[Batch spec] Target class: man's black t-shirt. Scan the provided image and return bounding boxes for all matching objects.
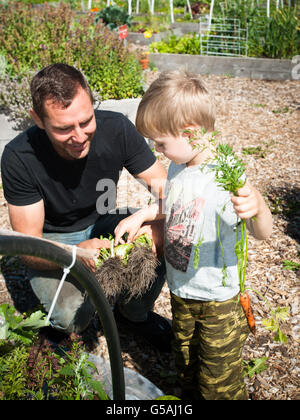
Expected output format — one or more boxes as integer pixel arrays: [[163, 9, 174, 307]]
[[1, 110, 156, 233]]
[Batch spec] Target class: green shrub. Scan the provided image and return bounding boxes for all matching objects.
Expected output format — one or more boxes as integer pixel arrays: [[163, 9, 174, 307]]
[[0, 334, 109, 400], [0, 304, 109, 400], [94, 5, 132, 31], [150, 33, 200, 55], [248, 7, 300, 59], [150, 5, 299, 60], [213, 1, 299, 59], [0, 71, 34, 127], [0, 344, 31, 400], [0, 1, 143, 113]]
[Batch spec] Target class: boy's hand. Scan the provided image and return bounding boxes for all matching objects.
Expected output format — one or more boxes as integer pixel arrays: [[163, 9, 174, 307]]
[[133, 220, 164, 257], [231, 182, 273, 240], [114, 211, 146, 245], [114, 202, 162, 245], [230, 183, 261, 220]]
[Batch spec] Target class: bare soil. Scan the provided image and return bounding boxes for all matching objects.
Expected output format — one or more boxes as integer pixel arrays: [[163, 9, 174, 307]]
[[0, 73, 299, 400]]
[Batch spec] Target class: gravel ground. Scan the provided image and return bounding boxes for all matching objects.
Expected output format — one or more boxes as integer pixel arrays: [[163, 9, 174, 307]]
[[0, 72, 299, 400]]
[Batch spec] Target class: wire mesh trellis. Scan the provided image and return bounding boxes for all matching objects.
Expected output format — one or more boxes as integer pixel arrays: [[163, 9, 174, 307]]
[[199, 17, 248, 57]]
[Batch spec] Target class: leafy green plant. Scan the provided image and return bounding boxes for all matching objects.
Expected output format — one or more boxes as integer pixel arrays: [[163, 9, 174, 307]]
[[213, 0, 300, 59], [0, 304, 46, 344], [272, 106, 291, 114], [0, 71, 34, 128], [182, 130, 249, 292], [0, 304, 180, 400], [0, 344, 29, 400], [130, 13, 170, 34], [242, 146, 266, 158], [193, 230, 204, 270], [96, 233, 153, 268], [146, 1, 299, 58], [261, 305, 289, 343], [95, 5, 132, 31], [282, 259, 300, 271], [0, 1, 143, 116], [53, 336, 110, 400], [0, 318, 110, 400], [242, 140, 275, 159], [95, 232, 158, 302], [247, 6, 300, 59], [243, 357, 268, 378], [150, 33, 200, 55]]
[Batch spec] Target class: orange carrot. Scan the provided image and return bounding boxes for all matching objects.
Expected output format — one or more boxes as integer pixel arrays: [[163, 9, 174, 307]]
[[240, 291, 256, 336]]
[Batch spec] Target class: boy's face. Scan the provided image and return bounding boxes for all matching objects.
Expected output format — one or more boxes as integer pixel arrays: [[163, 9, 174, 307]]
[[152, 130, 202, 166]]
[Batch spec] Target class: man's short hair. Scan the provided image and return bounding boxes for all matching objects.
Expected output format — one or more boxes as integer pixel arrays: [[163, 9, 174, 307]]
[[30, 63, 94, 120]]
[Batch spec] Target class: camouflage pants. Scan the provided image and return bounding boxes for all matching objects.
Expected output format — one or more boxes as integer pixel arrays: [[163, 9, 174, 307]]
[[171, 292, 250, 400]]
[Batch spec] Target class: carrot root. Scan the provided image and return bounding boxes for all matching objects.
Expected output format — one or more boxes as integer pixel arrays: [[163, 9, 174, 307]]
[[240, 291, 256, 336]]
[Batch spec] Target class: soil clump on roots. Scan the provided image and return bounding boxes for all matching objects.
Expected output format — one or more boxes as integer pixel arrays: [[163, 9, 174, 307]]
[[95, 245, 158, 303]]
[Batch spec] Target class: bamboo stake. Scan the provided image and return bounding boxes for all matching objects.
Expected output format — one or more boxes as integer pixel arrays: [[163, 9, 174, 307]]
[[208, 0, 215, 32], [169, 0, 174, 24], [186, 0, 192, 19], [128, 0, 132, 15]]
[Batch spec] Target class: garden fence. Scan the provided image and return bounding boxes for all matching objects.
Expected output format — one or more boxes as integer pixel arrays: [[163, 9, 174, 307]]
[[199, 17, 248, 57]]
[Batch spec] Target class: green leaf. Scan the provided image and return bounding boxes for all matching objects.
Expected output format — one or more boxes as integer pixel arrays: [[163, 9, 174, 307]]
[[19, 310, 46, 330], [274, 329, 288, 344], [262, 317, 275, 331], [96, 233, 152, 267], [134, 234, 152, 248], [155, 395, 181, 400], [0, 304, 22, 330], [9, 330, 35, 345], [89, 380, 110, 400], [114, 243, 134, 264], [59, 365, 75, 376], [274, 306, 290, 322], [282, 259, 300, 271], [262, 306, 289, 343], [243, 357, 268, 378]]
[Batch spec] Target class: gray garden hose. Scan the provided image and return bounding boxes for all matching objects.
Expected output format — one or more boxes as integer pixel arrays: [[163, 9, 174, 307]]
[[0, 233, 125, 400]]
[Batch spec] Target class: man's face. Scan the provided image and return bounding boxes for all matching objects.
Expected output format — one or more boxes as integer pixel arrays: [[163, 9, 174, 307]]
[[33, 87, 96, 160]]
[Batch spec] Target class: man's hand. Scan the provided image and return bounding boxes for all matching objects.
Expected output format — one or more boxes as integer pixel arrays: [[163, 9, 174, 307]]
[[77, 238, 111, 272]]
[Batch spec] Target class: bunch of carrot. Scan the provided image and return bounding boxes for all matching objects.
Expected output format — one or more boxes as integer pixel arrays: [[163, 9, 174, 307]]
[[184, 130, 256, 335], [212, 145, 289, 342], [213, 143, 256, 335]]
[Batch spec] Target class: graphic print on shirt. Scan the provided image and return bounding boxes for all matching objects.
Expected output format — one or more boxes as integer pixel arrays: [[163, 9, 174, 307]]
[[165, 196, 205, 272]]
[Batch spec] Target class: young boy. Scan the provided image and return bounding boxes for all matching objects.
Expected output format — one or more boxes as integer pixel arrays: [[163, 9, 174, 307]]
[[114, 71, 273, 400]]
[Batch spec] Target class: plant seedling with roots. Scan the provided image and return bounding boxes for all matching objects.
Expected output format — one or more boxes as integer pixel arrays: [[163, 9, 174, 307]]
[[95, 234, 158, 302]]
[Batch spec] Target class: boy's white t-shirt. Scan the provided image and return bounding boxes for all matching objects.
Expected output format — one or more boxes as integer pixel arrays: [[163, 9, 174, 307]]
[[164, 162, 240, 302]]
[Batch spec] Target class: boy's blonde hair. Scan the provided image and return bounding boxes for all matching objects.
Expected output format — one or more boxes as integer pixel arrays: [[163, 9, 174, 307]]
[[136, 70, 215, 138]]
